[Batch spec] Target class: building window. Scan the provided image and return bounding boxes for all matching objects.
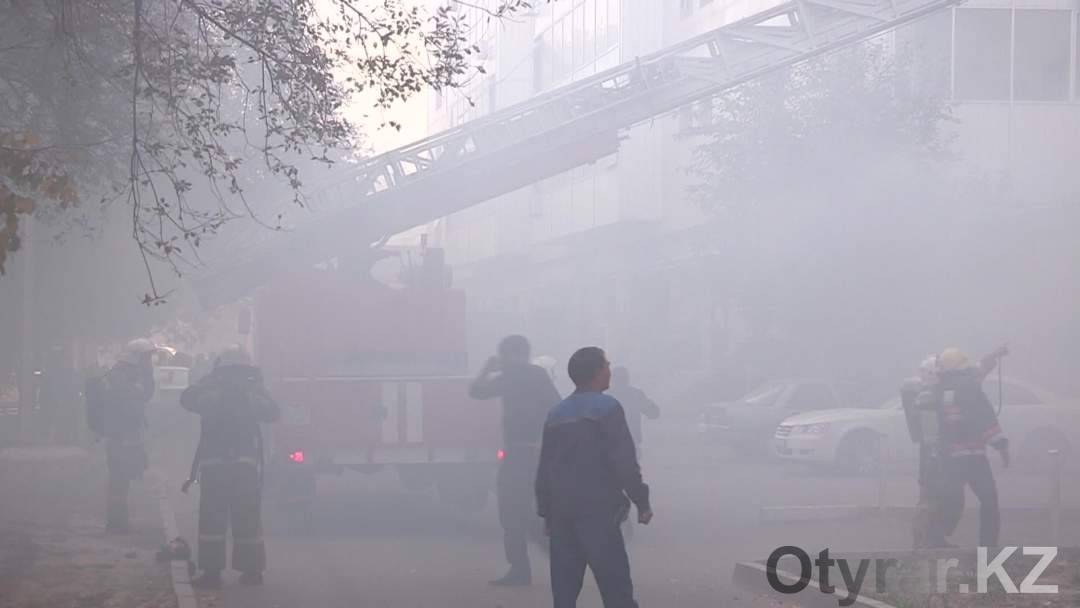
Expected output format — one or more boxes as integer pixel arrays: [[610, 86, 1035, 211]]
[[554, 18, 568, 82], [584, 0, 596, 65], [606, 0, 620, 51], [954, 9, 1011, 100], [573, 3, 585, 71], [596, 0, 609, 52], [895, 8, 951, 97], [1013, 9, 1070, 101], [533, 39, 547, 93]]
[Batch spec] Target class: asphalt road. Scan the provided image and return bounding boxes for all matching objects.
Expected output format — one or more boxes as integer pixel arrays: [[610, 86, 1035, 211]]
[[160, 421, 1080, 608]]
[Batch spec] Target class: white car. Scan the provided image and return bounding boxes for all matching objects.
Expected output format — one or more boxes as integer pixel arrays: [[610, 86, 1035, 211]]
[[698, 379, 846, 455], [775, 378, 1076, 474]]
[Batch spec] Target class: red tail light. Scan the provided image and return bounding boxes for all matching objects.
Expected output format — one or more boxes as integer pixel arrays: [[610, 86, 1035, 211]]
[[288, 450, 305, 464], [497, 449, 506, 461]]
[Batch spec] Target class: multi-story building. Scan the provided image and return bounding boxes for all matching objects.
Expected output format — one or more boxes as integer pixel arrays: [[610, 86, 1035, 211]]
[[420, 0, 1080, 395]]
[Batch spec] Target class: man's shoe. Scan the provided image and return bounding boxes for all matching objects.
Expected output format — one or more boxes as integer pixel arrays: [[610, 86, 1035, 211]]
[[489, 571, 531, 587], [191, 572, 223, 589], [239, 572, 264, 586]]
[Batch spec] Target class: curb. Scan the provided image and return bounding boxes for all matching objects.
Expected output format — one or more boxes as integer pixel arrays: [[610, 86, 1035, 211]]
[[149, 469, 198, 608], [758, 504, 1080, 524], [733, 560, 898, 608]]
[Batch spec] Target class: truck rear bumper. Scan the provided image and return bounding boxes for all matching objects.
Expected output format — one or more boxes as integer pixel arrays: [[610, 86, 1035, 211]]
[[329, 446, 498, 466]]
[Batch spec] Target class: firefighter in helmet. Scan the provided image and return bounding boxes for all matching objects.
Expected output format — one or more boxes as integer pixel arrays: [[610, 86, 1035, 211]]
[[181, 346, 279, 588], [924, 347, 1010, 547], [85, 338, 156, 533], [901, 354, 946, 548]]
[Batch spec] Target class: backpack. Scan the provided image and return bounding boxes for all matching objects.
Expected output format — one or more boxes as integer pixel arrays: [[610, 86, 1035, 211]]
[[85, 375, 107, 435]]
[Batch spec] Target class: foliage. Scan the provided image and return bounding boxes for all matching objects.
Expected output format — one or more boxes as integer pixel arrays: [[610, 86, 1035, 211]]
[[687, 37, 957, 375], [0, 0, 534, 302], [0, 131, 78, 274], [689, 39, 954, 215]]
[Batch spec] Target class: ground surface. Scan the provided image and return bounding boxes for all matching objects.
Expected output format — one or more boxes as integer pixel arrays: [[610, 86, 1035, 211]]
[[156, 420, 1080, 608], [0, 446, 176, 608]]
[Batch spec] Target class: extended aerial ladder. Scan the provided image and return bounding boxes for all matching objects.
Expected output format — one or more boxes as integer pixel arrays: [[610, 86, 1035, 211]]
[[194, 0, 961, 307]]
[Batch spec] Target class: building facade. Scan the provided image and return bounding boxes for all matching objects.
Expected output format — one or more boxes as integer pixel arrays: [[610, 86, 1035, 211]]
[[419, 0, 1080, 396]]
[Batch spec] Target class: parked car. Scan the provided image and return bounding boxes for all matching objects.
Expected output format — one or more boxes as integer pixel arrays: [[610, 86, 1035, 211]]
[[775, 377, 1075, 474], [697, 379, 846, 455]]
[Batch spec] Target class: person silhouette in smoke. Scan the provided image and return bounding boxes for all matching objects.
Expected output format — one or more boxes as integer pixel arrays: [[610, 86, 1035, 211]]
[[607, 367, 660, 451], [470, 335, 562, 587], [181, 347, 279, 588]]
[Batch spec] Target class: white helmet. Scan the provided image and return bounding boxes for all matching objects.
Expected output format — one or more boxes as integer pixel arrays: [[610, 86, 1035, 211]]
[[918, 355, 938, 374]]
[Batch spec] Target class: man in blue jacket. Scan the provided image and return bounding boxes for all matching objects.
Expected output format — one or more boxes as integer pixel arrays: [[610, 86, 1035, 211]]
[[536, 347, 653, 608]]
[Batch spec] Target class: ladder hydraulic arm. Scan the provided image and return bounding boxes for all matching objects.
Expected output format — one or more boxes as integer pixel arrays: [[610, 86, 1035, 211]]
[[194, 0, 961, 307]]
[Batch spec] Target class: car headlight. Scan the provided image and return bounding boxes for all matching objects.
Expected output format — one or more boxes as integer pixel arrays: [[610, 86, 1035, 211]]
[[796, 423, 831, 435]]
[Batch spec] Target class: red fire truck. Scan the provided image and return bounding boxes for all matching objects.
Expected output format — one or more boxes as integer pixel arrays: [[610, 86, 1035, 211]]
[[254, 249, 501, 514]]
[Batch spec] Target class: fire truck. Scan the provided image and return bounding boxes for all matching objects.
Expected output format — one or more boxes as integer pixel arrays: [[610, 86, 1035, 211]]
[[255, 249, 501, 514]]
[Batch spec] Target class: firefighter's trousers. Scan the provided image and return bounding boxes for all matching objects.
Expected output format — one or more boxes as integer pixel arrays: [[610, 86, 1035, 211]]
[[197, 460, 265, 574], [930, 454, 1000, 547], [106, 439, 146, 532]]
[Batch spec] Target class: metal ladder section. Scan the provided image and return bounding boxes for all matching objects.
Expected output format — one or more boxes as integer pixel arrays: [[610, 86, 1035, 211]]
[[194, 0, 961, 306]]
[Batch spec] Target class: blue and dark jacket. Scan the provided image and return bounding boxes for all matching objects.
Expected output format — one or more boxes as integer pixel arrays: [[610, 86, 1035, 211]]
[[180, 364, 280, 468], [535, 391, 650, 520]]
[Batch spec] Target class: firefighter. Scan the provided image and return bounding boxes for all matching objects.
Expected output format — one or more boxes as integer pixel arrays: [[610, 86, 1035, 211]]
[[470, 335, 562, 587], [536, 347, 652, 608], [926, 347, 1010, 548], [180, 347, 279, 588], [900, 354, 944, 549], [89, 339, 156, 533]]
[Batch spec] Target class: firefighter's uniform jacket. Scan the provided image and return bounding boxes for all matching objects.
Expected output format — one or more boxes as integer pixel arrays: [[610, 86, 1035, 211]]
[[929, 368, 1006, 547], [181, 364, 279, 574]]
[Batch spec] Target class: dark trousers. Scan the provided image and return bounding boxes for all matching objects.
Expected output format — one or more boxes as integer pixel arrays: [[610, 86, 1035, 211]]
[[929, 454, 1000, 547], [105, 439, 146, 531], [549, 512, 638, 608], [497, 445, 544, 577], [197, 461, 265, 574]]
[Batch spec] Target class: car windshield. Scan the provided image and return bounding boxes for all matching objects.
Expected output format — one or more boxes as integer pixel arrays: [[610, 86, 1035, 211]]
[[743, 385, 785, 407]]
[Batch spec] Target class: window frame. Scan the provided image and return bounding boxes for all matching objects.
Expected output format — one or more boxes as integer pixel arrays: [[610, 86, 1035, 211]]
[[947, 5, 1080, 104]]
